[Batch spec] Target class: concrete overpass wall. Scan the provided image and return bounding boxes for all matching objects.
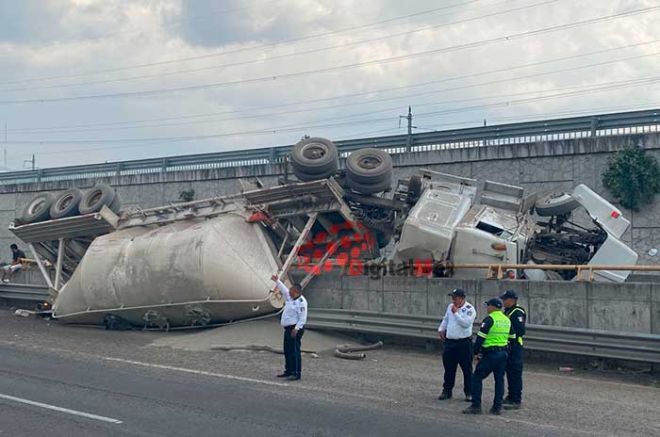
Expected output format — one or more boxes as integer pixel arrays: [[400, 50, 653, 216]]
[[304, 273, 660, 335]]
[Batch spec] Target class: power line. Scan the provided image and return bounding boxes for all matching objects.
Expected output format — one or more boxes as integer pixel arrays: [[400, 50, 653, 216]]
[[0, 0, 551, 93], [0, 0, 488, 86], [10, 45, 660, 135], [9, 76, 659, 149], [10, 38, 658, 133], [2, 4, 657, 105]]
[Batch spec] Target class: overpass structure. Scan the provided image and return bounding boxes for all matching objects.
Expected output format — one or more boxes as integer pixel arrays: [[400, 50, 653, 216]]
[[0, 108, 657, 185]]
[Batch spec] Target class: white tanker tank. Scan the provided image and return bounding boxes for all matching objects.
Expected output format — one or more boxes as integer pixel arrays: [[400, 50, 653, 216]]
[[52, 212, 283, 327]]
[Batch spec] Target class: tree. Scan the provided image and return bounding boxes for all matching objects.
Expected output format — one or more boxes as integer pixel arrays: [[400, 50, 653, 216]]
[[178, 189, 195, 202], [602, 147, 660, 211]]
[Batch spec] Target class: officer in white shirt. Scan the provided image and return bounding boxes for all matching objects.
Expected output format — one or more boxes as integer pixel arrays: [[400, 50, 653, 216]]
[[271, 274, 308, 381], [437, 288, 477, 401]]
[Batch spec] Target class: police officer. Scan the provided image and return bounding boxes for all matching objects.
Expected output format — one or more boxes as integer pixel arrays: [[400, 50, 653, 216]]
[[271, 274, 308, 381], [463, 298, 512, 415], [437, 288, 476, 401], [500, 290, 526, 409]]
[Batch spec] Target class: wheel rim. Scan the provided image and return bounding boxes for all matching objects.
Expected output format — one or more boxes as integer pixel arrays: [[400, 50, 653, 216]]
[[87, 190, 103, 207], [29, 199, 46, 214], [59, 194, 74, 210], [358, 155, 382, 170], [543, 193, 570, 205], [302, 143, 327, 160]]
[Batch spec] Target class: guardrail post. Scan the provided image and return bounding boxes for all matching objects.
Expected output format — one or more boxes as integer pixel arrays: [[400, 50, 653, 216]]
[[590, 116, 599, 137], [160, 158, 168, 183], [269, 147, 277, 163], [115, 163, 122, 186], [36, 169, 43, 183]]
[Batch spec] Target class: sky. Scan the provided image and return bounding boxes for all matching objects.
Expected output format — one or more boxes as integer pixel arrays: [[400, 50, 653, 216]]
[[0, 0, 658, 170]]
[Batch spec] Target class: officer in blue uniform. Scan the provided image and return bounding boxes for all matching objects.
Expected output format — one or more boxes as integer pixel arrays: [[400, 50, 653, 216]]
[[463, 298, 512, 415], [271, 274, 308, 381], [500, 290, 526, 409], [437, 289, 477, 401]]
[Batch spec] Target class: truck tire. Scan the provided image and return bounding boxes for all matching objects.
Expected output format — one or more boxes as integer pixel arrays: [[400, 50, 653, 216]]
[[346, 174, 392, 194], [50, 188, 83, 219], [292, 168, 327, 182], [345, 148, 392, 184], [108, 192, 122, 214], [21, 193, 56, 223], [79, 185, 116, 215], [534, 192, 580, 217], [290, 137, 338, 177]]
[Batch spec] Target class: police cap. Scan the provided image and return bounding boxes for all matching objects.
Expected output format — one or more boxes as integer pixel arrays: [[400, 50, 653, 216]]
[[499, 290, 518, 300], [484, 298, 503, 309], [448, 288, 466, 298]]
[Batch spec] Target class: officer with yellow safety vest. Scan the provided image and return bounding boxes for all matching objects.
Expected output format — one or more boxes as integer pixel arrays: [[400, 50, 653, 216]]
[[500, 290, 526, 409], [463, 298, 513, 415]]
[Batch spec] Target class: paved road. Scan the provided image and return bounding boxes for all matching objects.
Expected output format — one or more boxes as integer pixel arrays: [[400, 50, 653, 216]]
[[0, 344, 506, 437], [0, 311, 658, 436]]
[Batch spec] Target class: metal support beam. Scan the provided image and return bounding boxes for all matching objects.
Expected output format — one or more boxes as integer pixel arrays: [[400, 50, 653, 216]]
[[28, 243, 54, 290], [54, 238, 65, 290], [278, 213, 317, 282]]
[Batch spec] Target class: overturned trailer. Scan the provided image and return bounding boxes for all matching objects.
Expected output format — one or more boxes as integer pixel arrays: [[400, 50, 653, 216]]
[[8, 138, 639, 328]]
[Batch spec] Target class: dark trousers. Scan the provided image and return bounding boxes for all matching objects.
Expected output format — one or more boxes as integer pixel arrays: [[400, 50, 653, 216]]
[[506, 343, 524, 402], [283, 326, 304, 377], [471, 349, 507, 410], [442, 337, 473, 395]]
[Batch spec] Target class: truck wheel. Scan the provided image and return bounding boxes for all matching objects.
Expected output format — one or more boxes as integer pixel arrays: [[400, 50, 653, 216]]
[[50, 188, 83, 219], [534, 192, 580, 217], [79, 185, 116, 215], [21, 193, 56, 223], [345, 148, 393, 184], [108, 192, 122, 214], [292, 168, 327, 182], [346, 174, 392, 194], [290, 137, 338, 177]]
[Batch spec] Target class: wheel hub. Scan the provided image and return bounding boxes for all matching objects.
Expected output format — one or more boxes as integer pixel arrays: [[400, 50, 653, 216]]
[[302, 144, 326, 160], [358, 156, 381, 169]]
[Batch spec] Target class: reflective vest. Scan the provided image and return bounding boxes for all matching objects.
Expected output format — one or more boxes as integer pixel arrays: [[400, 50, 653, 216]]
[[481, 310, 511, 349], [505, 306, 525, 346]]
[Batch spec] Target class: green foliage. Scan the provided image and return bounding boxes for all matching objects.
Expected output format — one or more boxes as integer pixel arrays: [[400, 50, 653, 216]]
[[602, 147, 660, 211], [178, 189, 195, 202]]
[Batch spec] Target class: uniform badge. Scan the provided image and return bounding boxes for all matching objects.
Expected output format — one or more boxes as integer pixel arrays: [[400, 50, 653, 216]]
[[518, 316, 523, 322]]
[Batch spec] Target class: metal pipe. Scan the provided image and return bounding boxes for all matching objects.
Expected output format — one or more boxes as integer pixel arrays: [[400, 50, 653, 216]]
[[28, 243, 54, 290]]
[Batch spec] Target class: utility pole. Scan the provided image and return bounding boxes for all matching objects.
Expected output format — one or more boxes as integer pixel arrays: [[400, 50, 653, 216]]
[[399, 106, 413, 152], [24, 154, 35, 171]]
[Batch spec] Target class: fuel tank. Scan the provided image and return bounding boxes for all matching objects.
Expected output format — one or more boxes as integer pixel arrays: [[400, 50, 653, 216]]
[[52, 212, 283, 327]]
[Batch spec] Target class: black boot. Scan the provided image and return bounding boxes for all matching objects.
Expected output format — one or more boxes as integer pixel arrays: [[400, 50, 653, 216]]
[[462, 405, 482, 414], [437, 392, 452, 401], [489, 407, 502, 415]]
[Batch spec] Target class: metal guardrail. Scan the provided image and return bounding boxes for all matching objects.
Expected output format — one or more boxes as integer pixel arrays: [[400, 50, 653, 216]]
[[1, 108, 658, 185], [1, 285, 659, 363], [0, 283, 49, 302], [307, 309, 660, 364]]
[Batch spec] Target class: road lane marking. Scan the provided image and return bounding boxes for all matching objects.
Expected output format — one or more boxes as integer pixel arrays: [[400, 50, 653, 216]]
[[0, 393, 123, 424], [101, 356, 290, 387]]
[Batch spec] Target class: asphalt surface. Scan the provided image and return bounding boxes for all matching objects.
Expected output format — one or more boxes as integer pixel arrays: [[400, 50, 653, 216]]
[[0, 310, 658, 436]]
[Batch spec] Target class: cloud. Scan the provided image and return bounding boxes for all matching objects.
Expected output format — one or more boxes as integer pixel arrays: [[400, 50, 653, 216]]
[[0, 0, 657, 170]]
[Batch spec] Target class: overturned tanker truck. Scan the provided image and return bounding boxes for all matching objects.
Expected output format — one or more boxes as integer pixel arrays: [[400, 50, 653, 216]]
[[9, 137, 638, 328]]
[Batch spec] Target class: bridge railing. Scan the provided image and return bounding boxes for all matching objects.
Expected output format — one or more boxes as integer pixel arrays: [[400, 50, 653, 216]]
[[2, 108, 658, 185]]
